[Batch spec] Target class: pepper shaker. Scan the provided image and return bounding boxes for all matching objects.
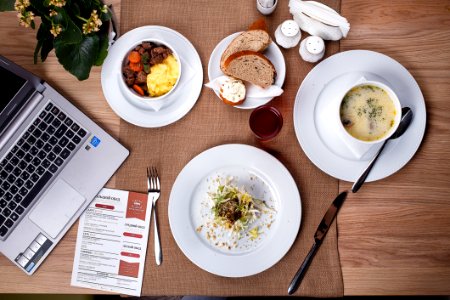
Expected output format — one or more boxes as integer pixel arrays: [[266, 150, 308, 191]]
[[275, 20, 301, 49], [299, 36, 325, 63], [256, 0, 278, 15]]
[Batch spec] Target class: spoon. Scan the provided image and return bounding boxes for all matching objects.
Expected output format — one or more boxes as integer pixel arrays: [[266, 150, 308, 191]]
[[351, 106, 413, 193]]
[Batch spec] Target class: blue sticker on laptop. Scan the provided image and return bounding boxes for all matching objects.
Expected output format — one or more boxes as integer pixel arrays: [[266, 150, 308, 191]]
[[26, 262, 35, 272], [90, 136, 101, 147]]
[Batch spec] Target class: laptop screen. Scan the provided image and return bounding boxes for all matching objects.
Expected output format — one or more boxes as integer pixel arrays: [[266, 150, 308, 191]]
[[0, 65, 27, 113]]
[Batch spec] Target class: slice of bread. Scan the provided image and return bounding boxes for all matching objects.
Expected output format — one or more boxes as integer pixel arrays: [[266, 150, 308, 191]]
[[220, 30, 271, 71], [223, 51, 276, 89]]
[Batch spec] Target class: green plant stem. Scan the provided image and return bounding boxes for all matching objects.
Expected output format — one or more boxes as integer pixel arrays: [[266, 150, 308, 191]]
[[76, 15, 88, 22]]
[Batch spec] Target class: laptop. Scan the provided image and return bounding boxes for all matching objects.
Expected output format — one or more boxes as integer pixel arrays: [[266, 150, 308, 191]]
[[0, 55, 129, 275]]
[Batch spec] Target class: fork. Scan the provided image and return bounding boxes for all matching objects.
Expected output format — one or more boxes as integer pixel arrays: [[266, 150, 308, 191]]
[[147, 167, 162, 265]]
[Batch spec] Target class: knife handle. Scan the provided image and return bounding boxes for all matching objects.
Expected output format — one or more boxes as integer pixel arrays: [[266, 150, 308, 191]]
[[288, 241, 321, 295]]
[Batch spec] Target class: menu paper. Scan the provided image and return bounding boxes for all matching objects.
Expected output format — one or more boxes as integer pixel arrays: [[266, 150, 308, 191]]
[[71, 188, 150, 296]]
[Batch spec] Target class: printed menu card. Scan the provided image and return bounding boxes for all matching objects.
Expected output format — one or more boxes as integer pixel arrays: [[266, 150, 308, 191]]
[[71, 188, 150, 296]]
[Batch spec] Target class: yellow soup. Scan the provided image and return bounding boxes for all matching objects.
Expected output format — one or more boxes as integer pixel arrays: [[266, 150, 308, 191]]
[[146, 54, 180, 97], [340, 85, 397, 141]]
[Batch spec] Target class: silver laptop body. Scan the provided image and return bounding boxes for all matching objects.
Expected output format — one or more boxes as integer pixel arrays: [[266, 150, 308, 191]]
[[0, 55, 129, 275]]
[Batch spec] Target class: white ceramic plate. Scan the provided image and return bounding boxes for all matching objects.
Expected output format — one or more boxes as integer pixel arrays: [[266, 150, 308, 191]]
[[101, 26, 203, 128], [294, 50, 426, 182], [208, 32, 286, 109], [169, 144, 301, 277]]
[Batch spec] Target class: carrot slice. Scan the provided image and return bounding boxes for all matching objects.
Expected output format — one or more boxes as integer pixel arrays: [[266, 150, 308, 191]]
[[129, 62, 143, 72], [128, 51, 141, 63], [133, 84, 145, 96]]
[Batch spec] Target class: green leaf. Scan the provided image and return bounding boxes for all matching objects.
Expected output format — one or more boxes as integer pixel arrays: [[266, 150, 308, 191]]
[[34, 40, 43, 64], [79, 0, 94, 9], [0, 0, 14, 11], [70, 3, 81, 17], [35, 22, 54, 63], [94, 32, 108, 66], [52, 7, 69, 28], [30, 0, 48, 15], [56, 17, 82, 45], [100, 7, 112, 22], [55, 35, 99, 80], [41, 39, 54, 62], [37, 21, 52, 41]]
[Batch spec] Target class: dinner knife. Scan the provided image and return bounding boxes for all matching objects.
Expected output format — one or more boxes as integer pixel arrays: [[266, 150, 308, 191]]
[[288, 190, 348, 295]]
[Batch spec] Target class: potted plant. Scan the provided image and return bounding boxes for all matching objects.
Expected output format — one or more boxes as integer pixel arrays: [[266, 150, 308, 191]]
[[13, 0, 113, 80]]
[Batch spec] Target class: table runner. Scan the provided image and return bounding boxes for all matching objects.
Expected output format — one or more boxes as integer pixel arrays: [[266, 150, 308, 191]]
[[115, 0, 342, 296]]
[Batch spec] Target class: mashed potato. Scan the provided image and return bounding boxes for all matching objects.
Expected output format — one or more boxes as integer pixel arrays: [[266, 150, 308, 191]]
[[146, 54, 180, 97]]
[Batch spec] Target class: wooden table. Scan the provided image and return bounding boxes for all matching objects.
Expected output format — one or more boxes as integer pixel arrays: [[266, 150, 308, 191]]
[[0, 0, 449, 295]]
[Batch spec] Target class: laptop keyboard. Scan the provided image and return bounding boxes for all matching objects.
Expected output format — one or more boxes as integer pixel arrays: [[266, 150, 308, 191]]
[[0, 101, 87, 238]]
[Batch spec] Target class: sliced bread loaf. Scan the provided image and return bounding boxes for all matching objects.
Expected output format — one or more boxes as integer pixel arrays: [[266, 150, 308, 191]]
[[223, 51, 276, 89], [220, 30, 271, 71]]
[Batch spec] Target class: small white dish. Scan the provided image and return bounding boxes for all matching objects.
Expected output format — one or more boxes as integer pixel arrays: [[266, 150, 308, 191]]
[[293, 50, 426, 182], [208, 32, 286, 109], [332, 78, 402, 145], [169, 144, 301, 277], [321, 76, 402, 159], [256, 0, 278, 15], [119, 38, 182, 110], [101, 26, 203, 128]]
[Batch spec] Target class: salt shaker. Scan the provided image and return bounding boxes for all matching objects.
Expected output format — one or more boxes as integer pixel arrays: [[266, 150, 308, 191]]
[[299, 36, 325, 63], [256, 0, 277, 15], [275, 20, 301, 49]]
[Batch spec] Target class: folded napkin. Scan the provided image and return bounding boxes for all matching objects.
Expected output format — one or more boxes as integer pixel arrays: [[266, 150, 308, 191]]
[[336, 128, 381, 160], [205, 75, 284, 99], [289, 0, 350, 40]]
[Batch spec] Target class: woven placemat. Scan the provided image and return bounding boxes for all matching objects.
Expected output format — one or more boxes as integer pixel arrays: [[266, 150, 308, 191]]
[[115, 0, 342, 296]]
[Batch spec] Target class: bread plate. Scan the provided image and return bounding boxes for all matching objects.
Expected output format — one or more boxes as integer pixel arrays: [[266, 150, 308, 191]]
[[208, 32, 286, 109]]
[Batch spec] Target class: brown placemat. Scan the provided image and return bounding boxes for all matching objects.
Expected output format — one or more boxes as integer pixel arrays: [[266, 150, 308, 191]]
[[115, 0, 342, 296]]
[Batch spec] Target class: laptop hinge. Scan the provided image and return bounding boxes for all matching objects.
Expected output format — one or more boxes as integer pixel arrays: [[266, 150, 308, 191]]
[[36, 81, 46, 93], [0, 92, 43, 151]]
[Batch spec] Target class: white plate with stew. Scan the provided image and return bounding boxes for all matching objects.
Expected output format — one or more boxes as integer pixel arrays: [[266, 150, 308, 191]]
[[101, 26, 203, 128], [293, 50, 426, 182]]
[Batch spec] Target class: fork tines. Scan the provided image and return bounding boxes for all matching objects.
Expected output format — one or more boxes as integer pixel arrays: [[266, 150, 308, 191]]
[[147, 166, 160, 192]]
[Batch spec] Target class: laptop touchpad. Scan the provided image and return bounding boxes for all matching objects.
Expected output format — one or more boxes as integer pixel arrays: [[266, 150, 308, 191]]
[[29, 179, 86, 239]]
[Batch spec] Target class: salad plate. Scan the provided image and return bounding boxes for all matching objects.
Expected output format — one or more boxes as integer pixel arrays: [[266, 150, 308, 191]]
[[169, 144, 301, 277], [101, 26, 203, 128], [208, 32, 286, 109], [294, 50, 426, 182]]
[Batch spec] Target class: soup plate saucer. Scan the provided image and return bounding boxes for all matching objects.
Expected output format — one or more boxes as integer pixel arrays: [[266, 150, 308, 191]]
[[293, 50, 426, 182]]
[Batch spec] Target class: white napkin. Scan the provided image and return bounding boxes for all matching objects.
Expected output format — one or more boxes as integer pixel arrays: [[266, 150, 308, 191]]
[[289, 0, 350, 41], [205, 75, 284, 98], [336, 129, 378, 159]]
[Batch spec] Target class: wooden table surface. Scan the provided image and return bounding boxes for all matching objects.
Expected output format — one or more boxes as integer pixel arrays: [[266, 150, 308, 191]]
[[0, 0, 449, 296]]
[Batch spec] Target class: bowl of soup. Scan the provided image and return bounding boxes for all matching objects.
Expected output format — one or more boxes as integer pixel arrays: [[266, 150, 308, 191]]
[[338, 80, 401, 144]]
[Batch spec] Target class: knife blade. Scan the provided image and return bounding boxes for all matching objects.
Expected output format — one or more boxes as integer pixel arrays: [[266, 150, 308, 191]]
[[288, 190, 348, 295]]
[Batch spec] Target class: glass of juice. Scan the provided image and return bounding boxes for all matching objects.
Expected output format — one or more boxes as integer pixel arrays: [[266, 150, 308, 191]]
[[249, 105, 283, 141]]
